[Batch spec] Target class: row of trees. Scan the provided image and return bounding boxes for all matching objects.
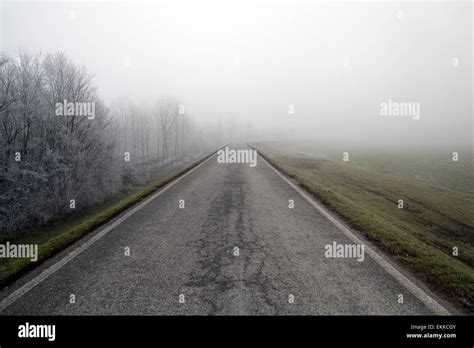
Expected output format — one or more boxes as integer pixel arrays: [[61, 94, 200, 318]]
[[112, 97, 192, 165], [0, 52, 220, 236]]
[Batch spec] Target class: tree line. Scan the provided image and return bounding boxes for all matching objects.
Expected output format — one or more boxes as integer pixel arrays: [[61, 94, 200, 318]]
[[0, 51, 222, 236]]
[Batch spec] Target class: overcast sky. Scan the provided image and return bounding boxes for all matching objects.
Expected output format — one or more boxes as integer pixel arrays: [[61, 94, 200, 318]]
[[1, 0, 472, 148]]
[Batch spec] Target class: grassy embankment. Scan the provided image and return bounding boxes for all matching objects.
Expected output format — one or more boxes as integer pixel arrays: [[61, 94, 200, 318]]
[[0, 153, 214, 288], [252, 142, 474, 312]]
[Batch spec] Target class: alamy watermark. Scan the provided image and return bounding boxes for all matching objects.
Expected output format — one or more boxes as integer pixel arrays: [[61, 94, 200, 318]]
[[55, 99, 95, 119], [217, 146, 257, 167], [324, 242, 365, 262], [0, 241, 38, 262], [380, 99, 420, 120]]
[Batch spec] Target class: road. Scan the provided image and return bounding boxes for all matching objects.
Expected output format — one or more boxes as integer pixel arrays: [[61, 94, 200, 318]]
[[0, 145, 447, 315]]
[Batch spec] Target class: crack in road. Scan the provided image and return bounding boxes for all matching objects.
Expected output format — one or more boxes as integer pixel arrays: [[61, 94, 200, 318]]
[[184, 165, 281, 314]]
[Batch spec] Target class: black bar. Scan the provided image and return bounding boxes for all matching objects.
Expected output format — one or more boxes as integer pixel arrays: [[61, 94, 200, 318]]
[[0, 316, 472, 346]]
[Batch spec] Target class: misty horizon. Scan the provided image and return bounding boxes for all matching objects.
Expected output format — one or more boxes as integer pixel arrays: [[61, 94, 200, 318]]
[[2, 0, 472, 148]]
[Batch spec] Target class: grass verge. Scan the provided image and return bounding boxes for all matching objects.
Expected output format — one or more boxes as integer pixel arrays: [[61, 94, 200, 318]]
[[251, 144, 474, 313], [0, 152, 214, 289]]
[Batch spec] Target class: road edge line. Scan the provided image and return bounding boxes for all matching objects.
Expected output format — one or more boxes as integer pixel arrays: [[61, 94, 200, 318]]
[[0, 152, 216, 313], [258, 152, 450, 315]]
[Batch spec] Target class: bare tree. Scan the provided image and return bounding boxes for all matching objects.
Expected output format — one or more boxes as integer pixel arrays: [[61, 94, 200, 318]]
[[156, 96, 179, 163]]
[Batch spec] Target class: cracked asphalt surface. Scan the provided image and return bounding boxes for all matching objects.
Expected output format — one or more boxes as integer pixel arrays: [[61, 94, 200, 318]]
[[1, 145, 436, 315]]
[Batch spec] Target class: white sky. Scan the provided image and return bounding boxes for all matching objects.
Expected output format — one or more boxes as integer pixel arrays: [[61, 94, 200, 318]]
[[1, 0, 472, 147]]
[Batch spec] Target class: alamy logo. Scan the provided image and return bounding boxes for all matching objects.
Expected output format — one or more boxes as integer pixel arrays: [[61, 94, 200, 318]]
[[55, 99, 95, 119], [217, 146, 257, 167], [18, 322, 56, 341], [380, 99, 420, 120], [324, 242, 365, 262]]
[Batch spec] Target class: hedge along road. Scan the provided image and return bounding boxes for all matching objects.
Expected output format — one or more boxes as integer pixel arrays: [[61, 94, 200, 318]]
[[0, 144, 449, 315]]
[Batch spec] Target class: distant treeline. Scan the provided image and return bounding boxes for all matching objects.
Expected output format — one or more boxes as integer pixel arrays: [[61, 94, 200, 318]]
[[0, 52, 223, 236]]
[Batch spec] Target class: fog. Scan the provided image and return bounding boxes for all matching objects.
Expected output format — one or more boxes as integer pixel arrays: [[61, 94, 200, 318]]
[[1, 0, 472, 148]]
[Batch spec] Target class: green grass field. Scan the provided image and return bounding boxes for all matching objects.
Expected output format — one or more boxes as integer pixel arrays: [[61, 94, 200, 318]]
[[279, 141, 474, 193], [253, 142, 474, 312]]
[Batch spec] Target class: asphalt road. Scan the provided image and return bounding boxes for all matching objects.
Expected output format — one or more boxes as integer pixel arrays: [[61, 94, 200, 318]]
[[0, 145, 446, 315]]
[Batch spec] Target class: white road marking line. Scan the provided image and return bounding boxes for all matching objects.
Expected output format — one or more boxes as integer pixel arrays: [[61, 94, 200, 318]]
[[0, 154, 216, 312], [259, 153, 450, 315]]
